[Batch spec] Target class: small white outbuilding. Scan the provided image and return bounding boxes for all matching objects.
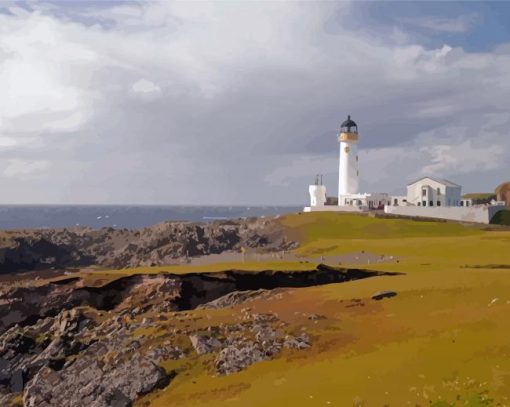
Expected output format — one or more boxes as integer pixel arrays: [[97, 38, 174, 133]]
[[309, 184, 327, 207], [406, 176, 462, 207]]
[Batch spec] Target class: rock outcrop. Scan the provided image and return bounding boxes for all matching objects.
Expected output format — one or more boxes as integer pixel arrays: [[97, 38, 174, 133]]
[[0, 265, 393, 336], [0, 265, 396, 405], [198, 289, 281, 309], [0, 217, 297, 274], [0, 308, 92, 395], [215, 340, 272, 375], [24, 348, 169, 407], [189, 334, 223, 355]]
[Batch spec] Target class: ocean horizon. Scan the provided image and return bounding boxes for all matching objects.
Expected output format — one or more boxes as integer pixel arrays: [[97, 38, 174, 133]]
[[0, 205, 302, 230]]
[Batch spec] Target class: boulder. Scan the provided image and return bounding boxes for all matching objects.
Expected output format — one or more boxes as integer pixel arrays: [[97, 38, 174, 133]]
[[254, 327, 279, 342], [283, 334, 310, 350], [189, 334, 222, 355], [23, 345, 169, 407], [214, 341, 269, 375], [371, 291, 397, 300], [198, 289, 275, 309], [146, 346, 184, 362]]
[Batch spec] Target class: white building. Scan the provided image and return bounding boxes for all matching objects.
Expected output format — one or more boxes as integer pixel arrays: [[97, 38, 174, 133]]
[[303, 114, 506, 224], [390, 195, 407, 206], [304, 115, 390, 212], [406, 177, 462, 207], [460, 198, 473, 207], [308, 175, 326, 207], [385, 176, 506, 224], [342, 192, 390, 209]]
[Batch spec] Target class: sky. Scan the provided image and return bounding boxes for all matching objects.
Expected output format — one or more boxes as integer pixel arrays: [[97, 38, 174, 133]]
[[1, 0, 510, 205]]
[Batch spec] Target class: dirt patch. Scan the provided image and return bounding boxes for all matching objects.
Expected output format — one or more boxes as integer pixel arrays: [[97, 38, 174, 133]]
[[168, 251, 398, 267]]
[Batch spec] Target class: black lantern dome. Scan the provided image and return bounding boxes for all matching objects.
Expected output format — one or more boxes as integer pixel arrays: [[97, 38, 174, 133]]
[[340, 115, 358, 133]]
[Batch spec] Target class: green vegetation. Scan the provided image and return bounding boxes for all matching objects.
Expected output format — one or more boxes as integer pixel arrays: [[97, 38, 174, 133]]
[[462, 193, 496, 200], [142, 265, 510, 406], [76, 212, 510, 406], [278, 212, 480, 242], [490, 209, 510, 225]]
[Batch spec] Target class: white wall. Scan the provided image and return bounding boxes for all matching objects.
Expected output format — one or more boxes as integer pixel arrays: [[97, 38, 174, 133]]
[[366, 192, 390, 209], [407, 178, 461, 207], [384, 204, 505, 224], [309, 185, 326, 207], [390, 195, 407, 206], [304, 205, 364, 213]]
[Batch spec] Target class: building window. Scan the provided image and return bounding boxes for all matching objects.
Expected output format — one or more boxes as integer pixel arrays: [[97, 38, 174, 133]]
[[437, 187, 440, 195], [418, 202, 421, 206], [403, 199, 407, 202], [460, 201, 464, 206], [429, 200, 433, 207], [466, 201, 470, 207], [422, 189, 426, 197], [422, 200, 427, 207], [448, 199, 451, 206], [437, 201, 441, 206]]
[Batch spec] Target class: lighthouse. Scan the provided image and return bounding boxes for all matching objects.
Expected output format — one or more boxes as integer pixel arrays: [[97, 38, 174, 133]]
[[304, 113, 390, 213], [338, 115, 359, 204]]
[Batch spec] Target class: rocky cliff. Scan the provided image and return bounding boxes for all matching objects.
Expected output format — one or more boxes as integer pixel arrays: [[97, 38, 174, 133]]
[[0, 217, 296, 274], [0, 265, 395, 406]]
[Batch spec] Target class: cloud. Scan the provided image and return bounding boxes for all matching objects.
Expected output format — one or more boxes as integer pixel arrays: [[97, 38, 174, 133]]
[[267, 111, 510, 197], [2, 159, 49, 178], [401, 14, 479, 33], [0, 137, 22, 148], [0, 12, 96, 135], [265, 155, 338, 187], [0, 2, 508, 204], [131, 78, 162, 99], [421, 141, 503, 176]]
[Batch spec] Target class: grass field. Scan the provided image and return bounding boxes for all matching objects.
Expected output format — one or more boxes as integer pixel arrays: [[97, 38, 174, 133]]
[[462, 193, 496, 200], [78, 212, 510, 406], [144, 269, 510, 406]]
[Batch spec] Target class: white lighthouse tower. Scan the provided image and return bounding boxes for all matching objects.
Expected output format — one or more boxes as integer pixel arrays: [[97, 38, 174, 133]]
[[338, 115, 359, 205], [304, 113, 390, 213]]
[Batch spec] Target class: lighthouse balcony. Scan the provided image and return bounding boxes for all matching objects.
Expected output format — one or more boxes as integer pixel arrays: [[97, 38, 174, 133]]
[[338, 132, 359, 142]]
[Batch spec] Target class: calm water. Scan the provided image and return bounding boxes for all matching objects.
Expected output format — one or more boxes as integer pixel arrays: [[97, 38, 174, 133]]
[[0, 205, 301, 230]]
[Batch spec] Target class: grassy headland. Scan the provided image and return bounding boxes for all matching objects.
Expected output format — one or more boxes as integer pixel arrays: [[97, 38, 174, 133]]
[[96, 212, 510, 406]]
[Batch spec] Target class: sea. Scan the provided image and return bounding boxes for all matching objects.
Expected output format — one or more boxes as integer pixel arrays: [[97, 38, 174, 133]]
[[0, 205, 302, 230]]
